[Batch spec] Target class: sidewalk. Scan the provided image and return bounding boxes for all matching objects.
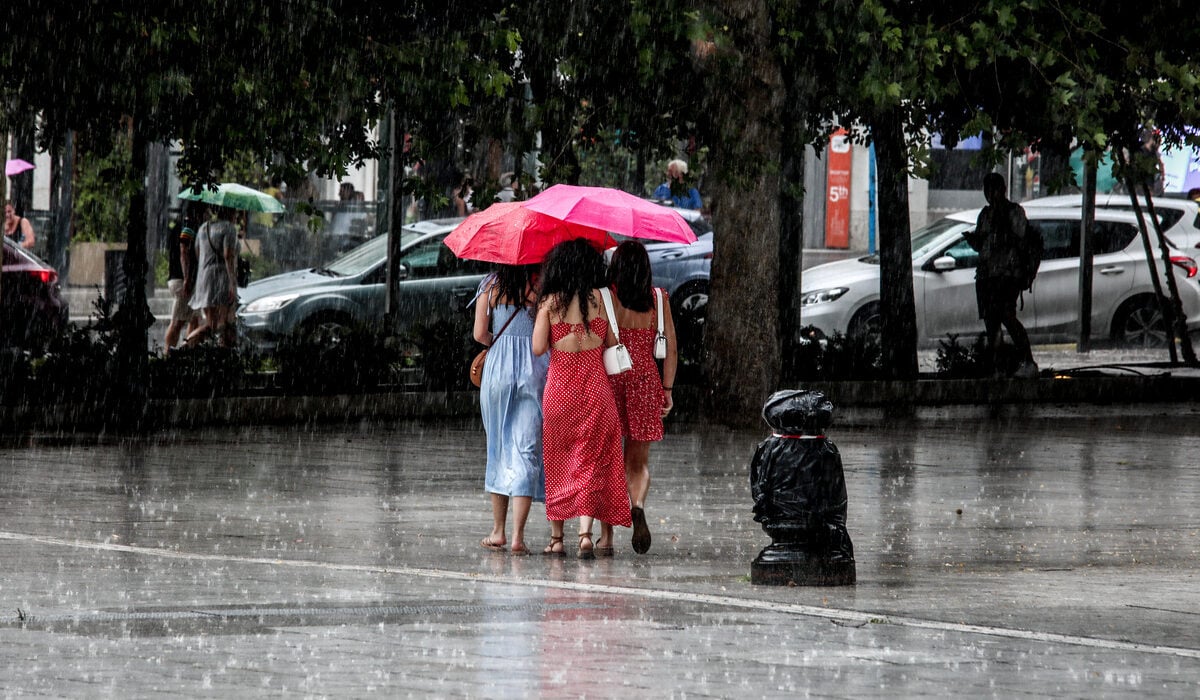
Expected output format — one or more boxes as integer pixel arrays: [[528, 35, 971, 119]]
[[1, 415, 1198, 696]]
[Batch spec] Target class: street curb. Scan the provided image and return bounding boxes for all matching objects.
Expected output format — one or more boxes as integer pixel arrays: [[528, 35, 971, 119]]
[[5, 373, 1199, 433]]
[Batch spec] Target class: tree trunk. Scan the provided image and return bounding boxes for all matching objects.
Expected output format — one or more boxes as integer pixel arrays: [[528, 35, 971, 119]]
[[114, 124, 153, 422], [385, 110, 406, 334], [47, 131, 75, 275], [703, 0, 784, 424], [778, 62, 809, 384], [870, 108, 918, 380]]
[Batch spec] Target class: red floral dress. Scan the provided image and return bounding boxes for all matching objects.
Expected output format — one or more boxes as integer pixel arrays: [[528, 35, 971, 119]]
[[541, 316, 632, 526], [607, 326, 665, 442]]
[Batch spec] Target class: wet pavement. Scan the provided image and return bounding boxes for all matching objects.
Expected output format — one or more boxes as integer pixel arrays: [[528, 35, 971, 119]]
[[2, 412, 1199, 697]]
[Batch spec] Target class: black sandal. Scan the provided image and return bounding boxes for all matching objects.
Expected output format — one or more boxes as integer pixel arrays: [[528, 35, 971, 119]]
[[577, 532, 595, 560], [541, 535, 565, 557], [631, 506, 652, 554]]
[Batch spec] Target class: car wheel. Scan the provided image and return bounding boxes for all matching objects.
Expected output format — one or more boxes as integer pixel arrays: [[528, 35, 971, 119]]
[[299, 314, 353, 347], [671, 281, 709, 364], [1111, 295, 1168, 348], [847, 302, 881, 342]]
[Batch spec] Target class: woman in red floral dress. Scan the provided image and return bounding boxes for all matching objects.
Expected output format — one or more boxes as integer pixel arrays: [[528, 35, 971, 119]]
[[601, 242, 678, 555], [532, 239, 631, 559]]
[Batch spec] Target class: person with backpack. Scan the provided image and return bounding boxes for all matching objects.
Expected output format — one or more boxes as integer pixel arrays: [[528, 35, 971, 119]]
[[963, 173, 1040, 378]]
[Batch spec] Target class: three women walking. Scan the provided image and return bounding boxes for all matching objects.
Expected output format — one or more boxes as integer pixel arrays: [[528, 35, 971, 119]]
[[477, 236, 678, 559]]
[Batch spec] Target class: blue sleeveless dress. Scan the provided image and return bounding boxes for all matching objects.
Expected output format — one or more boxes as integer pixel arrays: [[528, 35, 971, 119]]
[[481, 304, 550, 500]]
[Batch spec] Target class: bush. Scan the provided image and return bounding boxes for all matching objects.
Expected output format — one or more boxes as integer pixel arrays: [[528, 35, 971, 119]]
[[148, 345, 261, 399], [273, 323, 408, 394], [935, 333, 1025, 378], [784, 326, 884, 381]]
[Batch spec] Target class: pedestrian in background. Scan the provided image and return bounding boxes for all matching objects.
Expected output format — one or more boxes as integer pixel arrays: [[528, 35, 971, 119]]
[[652, 159, 702, 210], [3, 201, 35, 250], [474, 264, 549, 555], [532, 238, 631, 559], [185, 206, 239, 349], [598, 241, 678, 555], [963, 173, 1037, 378], [163, 204, 201, 355]]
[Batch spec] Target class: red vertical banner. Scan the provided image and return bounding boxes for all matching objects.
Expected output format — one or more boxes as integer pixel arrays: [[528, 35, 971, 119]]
[[825, 129, 852, 249]]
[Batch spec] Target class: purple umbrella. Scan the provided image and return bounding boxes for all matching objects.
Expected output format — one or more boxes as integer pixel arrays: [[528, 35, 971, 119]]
[[5, 158, 34, 177]]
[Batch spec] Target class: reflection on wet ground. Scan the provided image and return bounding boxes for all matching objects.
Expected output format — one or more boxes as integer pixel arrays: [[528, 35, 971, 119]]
[[1, 412, 1199, 695]]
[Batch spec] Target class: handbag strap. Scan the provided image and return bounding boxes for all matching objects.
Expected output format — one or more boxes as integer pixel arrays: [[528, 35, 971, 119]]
[[654, 288, 664, 335], [598, 288, 621, 343], [489, 296, 521, 344]]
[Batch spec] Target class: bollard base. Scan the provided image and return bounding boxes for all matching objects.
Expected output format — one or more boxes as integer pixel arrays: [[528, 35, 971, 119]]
[[750, 543, 856, 586]]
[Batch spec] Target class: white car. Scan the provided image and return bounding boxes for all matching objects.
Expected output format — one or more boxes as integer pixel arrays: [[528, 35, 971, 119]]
[[1028, 193, 1200, 251], [800, 207, 1200, 348]]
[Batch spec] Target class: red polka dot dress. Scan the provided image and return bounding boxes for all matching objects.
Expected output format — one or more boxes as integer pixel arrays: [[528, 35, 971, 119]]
[[607, 324, 664, 442], [542, 315, 632, 527]]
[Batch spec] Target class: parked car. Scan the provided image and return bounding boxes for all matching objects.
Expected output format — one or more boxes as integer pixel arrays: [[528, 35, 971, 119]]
[[238, 218, 487, 351], [1028, 193, 1200, 250], [800, 207, 1200, 348], [1, 237, 68, 351]]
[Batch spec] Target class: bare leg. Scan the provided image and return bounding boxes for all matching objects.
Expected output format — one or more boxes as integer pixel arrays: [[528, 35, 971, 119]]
[[511, 496, 532, 552], [578, 516, 594, 558], [626, 439, 653, 554], [184, 309, 216, 348], [164, 320, 184, 356], [543, 519, 565, 555], [625, 439, 651, 509], [598, 521, 613, 550], [482, 493, 508, 549]]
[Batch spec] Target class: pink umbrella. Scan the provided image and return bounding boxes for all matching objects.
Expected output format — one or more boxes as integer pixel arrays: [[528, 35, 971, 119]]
[[5, 158, 35, 177], [443, 202, 617, 264], [522, 184, 697, 244]]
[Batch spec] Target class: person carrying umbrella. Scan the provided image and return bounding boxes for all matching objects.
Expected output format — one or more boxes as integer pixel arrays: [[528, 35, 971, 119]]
[[474, 263, 548, 555], [447, 203, 614, 557], [185, 205, 240, 349]]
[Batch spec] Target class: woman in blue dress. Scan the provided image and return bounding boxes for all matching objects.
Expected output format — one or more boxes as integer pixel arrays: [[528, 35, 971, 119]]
[[474, 264, 549, 554]]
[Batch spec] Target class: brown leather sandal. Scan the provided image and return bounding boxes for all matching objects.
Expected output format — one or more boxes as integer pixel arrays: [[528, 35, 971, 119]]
[[577, 532, 595, 560], [541, 535, 565, 557]]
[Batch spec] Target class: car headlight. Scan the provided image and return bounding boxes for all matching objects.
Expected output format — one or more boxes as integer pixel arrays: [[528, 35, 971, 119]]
[[242, 293, 300, 314], [800, 287, 849, 306]]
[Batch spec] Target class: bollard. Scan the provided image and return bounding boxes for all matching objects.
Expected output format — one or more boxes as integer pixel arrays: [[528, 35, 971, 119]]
[[749, 390, 856, 586]]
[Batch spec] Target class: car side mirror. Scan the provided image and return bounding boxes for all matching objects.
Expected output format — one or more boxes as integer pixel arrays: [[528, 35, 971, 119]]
[[931, 256, 957, 271], [397, 263, 410, 280]]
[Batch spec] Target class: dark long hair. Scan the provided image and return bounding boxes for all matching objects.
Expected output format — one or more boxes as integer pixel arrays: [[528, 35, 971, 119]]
[[607, 240, 654, 312], [490, 263, 538, 310], [539, 238, 606, 325]]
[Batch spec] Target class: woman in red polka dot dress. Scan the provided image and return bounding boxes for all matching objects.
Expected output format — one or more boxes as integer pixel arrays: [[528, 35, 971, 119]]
[[600, 241, 677, 555], [532, 239, 631, 559]]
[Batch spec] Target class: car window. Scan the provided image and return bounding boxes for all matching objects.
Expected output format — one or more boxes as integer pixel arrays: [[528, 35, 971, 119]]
[[937, 237, 979, 269], [911, 218, 967, 260], [399, 237, 446, 279], [1154, 209, 1183, 229], [1099, 203, 1181, 229], [1093, 221, 1139, 255], [1036, 220, 1077, 261]]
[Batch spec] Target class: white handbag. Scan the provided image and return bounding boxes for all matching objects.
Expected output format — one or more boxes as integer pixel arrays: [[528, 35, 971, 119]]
[[653, 288, 667, 360], [598, 288, 633, 375]]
